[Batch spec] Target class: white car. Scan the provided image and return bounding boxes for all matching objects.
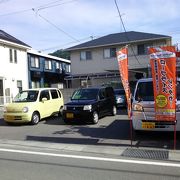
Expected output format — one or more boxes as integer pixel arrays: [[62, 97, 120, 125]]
[[132, 78, 180, 131]]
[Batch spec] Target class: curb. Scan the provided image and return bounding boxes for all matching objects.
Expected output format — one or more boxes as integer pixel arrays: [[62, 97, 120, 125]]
[[0, 139, 180, 162]]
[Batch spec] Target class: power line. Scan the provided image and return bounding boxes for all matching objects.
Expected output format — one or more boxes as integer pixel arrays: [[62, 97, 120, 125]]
[[36, 12, 79, 42], [114, 0, 142, 66], [40, 36, 92, 52], [37, 0, 78, 11], [0, 8, 32, 17], [0, 0, 77, 17], [37, 0, 65, 9], [0, 0, 80, 47]]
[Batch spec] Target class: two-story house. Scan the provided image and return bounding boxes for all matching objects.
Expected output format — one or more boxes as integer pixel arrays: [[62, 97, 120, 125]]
[[0, 30, 30, 104], [0, 30, 71, 105], [66, 31, 171, 88], [28, 49, 71, 89]]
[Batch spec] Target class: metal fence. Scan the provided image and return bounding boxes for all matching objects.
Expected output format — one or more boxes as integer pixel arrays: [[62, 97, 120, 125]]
[[61, 88, 76, 104]]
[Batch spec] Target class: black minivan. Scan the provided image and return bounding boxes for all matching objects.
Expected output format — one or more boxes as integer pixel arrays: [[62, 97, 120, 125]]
[[62, 86, 117, 124]]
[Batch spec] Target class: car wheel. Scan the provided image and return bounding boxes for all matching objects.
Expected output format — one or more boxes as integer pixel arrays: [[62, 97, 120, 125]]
[[30, 112, 40, 125], [6, 122, 14, 126], [92, 111, 99, 124], [111, 106, 117, 116], [63, 118, 70, 124]]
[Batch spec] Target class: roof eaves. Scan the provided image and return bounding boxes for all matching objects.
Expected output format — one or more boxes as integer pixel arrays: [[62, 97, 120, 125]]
[[0, 39, 31, 49], [28, 49, 71, 63], [67, 36, 171, 51]]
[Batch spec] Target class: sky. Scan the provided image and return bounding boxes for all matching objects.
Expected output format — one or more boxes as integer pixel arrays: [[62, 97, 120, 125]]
[[1, 0, 180, 54]]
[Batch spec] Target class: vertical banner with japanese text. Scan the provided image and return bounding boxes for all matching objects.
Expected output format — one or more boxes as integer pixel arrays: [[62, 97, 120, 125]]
[[149, 46, 177, 121], [116, 47, 132, 118]]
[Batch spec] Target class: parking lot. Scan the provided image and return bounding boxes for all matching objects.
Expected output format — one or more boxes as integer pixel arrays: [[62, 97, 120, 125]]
[[0, 108, 179, 150]]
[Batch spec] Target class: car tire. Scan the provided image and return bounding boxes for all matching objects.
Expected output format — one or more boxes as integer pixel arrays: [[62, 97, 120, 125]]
[[92, 111, 99, 124], [63, 118, 70, 124], [30, 112, 40, 125], [6, 122, 14, 126], [111, 105, 117, 116]]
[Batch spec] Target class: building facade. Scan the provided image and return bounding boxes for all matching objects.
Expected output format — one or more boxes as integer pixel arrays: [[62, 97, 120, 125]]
[[0, 30, 71, 105], [66, 31, 172, 88], [28, 50, 71, 89], [0, 30, 30, 105]]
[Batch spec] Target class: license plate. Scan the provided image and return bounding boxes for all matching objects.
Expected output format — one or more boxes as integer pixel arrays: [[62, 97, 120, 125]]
[[142, 122, 155, 129], [66, 113, 74, 119], [7, 116, 14, 120]]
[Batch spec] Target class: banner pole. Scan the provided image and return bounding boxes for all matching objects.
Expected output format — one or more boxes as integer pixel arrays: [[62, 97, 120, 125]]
[[130, 117, 133, 147], [174, 121, 176, 150]]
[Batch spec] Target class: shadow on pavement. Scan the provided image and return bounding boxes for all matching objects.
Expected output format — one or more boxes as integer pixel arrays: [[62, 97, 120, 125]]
[[26, 118, 180, 150], [0, 118, 9, 126], [26, 120, 131, 147]]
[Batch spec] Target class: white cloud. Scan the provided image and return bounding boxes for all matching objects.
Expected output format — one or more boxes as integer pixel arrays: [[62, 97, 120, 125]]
[[0, 0, 180, 52]]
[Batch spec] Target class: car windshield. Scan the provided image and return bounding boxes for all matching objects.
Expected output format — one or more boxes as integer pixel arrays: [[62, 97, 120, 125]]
[[177, 81, 180, 100], [135, 80, 180, 101], [135, 81, 154, 101], [13, 90, 39, 102], [71, 89, 98, 100], [114, 89, 125, 96]]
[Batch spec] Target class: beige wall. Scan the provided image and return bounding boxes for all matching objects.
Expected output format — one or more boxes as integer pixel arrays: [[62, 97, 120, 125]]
[[71, 48, 119, 74], [70, 39, 170, 74]]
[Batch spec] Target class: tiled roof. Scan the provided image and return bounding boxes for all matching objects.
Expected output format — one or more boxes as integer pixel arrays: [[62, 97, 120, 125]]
[[0, 30, 30, 48], [67, 31, 171, 51]]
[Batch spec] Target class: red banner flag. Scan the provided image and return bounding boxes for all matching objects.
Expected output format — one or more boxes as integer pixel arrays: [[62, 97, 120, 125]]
[[116, 47, 131, 118], [149, 46, 177, 121]]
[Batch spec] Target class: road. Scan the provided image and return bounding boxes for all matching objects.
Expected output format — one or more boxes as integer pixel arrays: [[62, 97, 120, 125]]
[[0, 109, 179, 150], [0, 108, 180, 179], [0, 144, 180, 180]]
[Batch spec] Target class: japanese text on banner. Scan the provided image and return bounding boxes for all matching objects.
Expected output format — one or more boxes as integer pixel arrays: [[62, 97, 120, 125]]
[[116, 47, 131, 118], [149, 46, 177, 121]]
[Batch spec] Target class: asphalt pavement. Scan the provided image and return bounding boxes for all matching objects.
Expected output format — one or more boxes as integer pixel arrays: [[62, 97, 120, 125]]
[[0, 146, 180, 180], [0, 107, 180, 164], [0, 140, 180, 180]]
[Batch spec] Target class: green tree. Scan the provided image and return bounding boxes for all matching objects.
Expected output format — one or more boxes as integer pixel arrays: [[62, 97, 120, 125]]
[[49, 49, 70, 60]]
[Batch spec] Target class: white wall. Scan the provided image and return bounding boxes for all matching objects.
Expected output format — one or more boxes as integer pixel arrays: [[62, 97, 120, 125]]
[[0, 44, 28, 100]]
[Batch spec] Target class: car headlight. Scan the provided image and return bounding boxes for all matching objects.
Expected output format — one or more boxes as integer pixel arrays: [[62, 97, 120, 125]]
[[83, 105, 92, 111], [22, 107, 29, 113], [116, 97, 123, 103], [132, 103, 144, 112]]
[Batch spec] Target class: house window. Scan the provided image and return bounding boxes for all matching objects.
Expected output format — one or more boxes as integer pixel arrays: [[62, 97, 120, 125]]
[[45, 60, 52, 70], [103, 48, 116, 59], [80, 51, 92, 60], [9, 49, 17, 63], [137, 44, 152, 55], [17, 80, 22, 92], [30, 56, 39, 68], [62, 63, 70, 73], [55, 62, 63, 73], [65, 64, 71, 73], [56, 62, 60, 69], [14, 50, 17, 63], [9, 49, 13, 63]]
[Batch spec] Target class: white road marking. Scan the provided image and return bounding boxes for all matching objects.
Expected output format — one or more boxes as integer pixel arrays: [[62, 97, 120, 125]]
[[0, 148, 180, 168]]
